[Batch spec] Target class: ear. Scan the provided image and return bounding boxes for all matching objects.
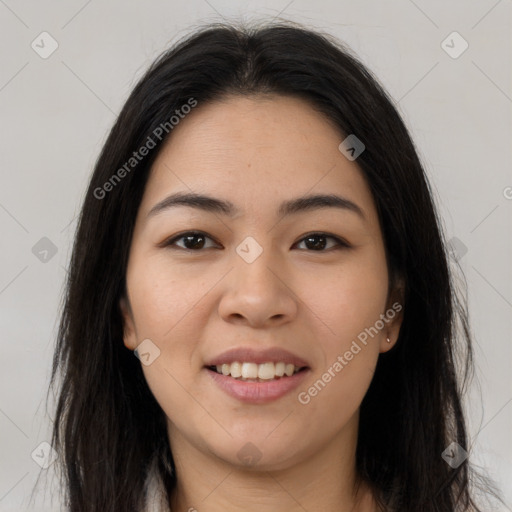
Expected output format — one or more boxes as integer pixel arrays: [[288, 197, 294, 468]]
[[379, 276, 405, 353], [119, 295, 137, 351]]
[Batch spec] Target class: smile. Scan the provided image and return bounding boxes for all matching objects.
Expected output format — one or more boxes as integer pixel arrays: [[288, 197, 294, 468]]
[[203, 346, 311, 403]]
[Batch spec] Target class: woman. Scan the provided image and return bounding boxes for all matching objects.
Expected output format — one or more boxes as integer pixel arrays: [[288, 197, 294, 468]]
[[47, 20, 501, 511]]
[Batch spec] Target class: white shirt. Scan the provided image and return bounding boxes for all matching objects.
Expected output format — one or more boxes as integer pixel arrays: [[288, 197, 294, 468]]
[[142, 456, 172, 512]]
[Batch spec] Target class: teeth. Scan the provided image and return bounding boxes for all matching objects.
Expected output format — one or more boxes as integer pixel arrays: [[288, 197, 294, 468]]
[[230, 361, 242, 378], [258, 362, 275, 380], [241, 362, 259, 379], [212, 361, 302, 380]]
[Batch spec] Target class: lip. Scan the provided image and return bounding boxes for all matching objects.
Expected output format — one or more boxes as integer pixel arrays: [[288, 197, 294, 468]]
[[206, 367, 311, 404], [204, 347, 310, 368]]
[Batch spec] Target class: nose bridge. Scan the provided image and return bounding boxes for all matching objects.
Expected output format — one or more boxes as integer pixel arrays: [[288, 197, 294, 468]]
[[218, 234, 296, 325], [233, 234, 282, 295]]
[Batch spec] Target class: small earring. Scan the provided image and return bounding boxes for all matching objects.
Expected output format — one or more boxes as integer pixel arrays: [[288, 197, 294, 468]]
[[386, 337, 391, 343]]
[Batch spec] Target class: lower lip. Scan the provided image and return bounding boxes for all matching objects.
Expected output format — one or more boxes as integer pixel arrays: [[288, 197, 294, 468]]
[[205, 368, 310, 404]]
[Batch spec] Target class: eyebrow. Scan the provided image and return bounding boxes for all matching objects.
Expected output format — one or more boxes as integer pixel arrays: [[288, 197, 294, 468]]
[[147, 191, 366, 221]]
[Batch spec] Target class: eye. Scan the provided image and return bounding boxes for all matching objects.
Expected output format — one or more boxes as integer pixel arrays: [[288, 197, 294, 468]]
[[162, 231, 349, 252], [162, 231, 219, 251], [293, 232, 350, 251]]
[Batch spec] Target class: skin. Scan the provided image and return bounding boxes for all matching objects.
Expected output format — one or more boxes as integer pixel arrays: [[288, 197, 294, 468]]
[[120, 94, 404, 512]]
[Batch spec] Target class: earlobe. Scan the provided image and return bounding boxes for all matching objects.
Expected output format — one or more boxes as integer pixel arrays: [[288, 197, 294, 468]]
[[380, 280, 405, 353], [119, 296, 137, 351], [380, 333, 399, 353], [379, 310, 402, 352], [380, 300, 404, 352]]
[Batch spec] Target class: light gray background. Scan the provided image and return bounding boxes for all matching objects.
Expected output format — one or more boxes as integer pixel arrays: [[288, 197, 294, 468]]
[[0, 1, 511, 510]]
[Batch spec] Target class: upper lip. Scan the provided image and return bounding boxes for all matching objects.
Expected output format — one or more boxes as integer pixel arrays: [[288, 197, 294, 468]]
[[204, 347, 310, 368]]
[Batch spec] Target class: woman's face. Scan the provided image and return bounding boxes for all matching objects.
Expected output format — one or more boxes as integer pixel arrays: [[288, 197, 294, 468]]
[[121, 94, 403, 470]]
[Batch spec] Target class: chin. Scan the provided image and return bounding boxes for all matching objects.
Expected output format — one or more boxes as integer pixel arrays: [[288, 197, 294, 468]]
[[207, 433, 305, 471]]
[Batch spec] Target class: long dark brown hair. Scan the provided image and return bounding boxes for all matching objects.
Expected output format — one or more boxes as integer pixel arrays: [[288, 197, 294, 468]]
[[43, 19, 502, 511]]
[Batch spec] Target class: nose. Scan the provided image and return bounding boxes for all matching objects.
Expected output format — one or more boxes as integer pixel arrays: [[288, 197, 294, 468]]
[[218, 247, 298, 328]]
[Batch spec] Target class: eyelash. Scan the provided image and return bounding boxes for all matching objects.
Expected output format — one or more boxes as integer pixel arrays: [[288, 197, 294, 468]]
[[161, 231, 350, 252]]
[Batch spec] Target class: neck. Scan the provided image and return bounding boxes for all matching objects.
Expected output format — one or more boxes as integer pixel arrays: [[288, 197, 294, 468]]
[[167, 414, 377, 512]]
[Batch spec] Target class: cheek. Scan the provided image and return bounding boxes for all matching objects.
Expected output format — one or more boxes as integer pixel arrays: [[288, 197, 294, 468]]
[[126, 260, 208, 403], [299, 249, 389, 356], [140, 361, 216, 450], [127, 254, 212, 339], [296, 260, 386, 422], [297, 253, 387, 423]]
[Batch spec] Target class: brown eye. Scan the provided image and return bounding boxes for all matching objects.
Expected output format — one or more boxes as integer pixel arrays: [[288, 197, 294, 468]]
[[294, 233, 349, 251], [163, 231, 219, 251]]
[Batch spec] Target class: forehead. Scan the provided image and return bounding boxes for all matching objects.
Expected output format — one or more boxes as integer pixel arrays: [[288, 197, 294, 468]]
[[138, 94, 378, 228]]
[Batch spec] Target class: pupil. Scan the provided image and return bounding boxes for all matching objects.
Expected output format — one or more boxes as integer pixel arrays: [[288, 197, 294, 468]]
[[185, 234, 204, 249], [306, 235, 326, 250]]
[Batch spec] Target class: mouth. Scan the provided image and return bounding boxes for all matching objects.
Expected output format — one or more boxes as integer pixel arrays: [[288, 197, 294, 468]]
[[204, 359, 310, 404], [203, 346, 311, 403]]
